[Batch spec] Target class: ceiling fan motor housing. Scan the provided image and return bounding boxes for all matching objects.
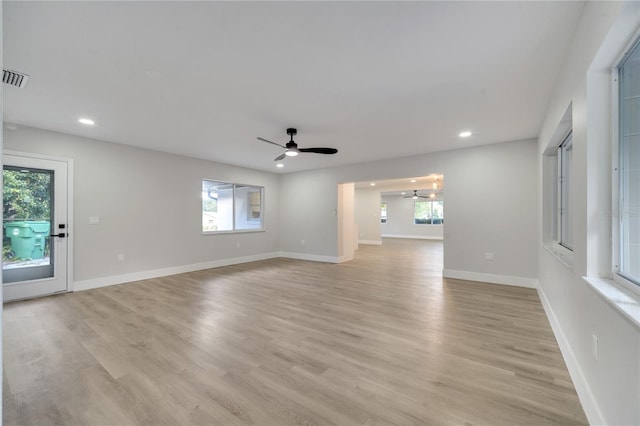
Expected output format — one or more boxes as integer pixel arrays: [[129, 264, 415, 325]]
[[286, 128, 298, 149]]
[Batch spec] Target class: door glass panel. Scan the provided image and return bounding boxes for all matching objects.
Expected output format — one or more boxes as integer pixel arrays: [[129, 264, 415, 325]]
[[3, 166, 54, 283]]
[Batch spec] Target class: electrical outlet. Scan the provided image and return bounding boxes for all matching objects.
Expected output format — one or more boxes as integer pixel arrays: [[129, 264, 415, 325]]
[[236, 242, 240, 248], [592, 334, 598, 360], [300, 239, 305, 245], [484, 252, 494, 261], [89, 216, 100, 225], [118, 253, 125, 261]]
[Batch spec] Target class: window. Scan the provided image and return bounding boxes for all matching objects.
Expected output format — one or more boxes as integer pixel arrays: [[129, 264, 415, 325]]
[[617, 38, 640, 285], [557, 132, 573, 250], [414, 200, 444, 225], [202, 180, 263, 233], [380, 203, 387, 223]]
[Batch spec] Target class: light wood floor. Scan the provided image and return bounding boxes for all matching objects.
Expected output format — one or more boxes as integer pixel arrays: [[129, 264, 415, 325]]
[[3, 239, 587, 425]]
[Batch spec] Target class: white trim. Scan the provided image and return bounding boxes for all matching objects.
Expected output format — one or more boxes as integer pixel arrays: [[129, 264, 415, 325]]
[[358, 240, 382, 245], [442, 269, 538, 288], [382, 234, 443, 241], [3, 149, 73, 164], [75, 252, 281, 291], [542, 242, 574, 268], [278, 252, 339, 263], [537, 282, 606, 426], [3, 151, 74, 298], [202, 229, 265, 235], [74, 251, 341, 291], [584, 276, 640, 330], [66, 157, 75, 292]]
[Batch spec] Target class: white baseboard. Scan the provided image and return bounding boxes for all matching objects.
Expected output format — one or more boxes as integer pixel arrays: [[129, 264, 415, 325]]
[[278, 252, 340, 263], [442, 269, 539, 288], [74, 252, 281, 291], [382, 234, 443, 241], [74, 251, 343, 291], [358, 240, 382, 245], [537, 285, 605, 426]]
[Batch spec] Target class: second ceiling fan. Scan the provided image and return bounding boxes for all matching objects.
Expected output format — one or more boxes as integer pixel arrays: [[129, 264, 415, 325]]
[[404, 190, 435, 199], [257, 128, 338, 161]]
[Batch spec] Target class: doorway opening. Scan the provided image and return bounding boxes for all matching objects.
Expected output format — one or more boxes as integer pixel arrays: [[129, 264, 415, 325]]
[[351, 174, 444, 247]]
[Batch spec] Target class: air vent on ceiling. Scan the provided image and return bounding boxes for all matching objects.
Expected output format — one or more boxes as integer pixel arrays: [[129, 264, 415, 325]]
[[3, 69, 29, 88]]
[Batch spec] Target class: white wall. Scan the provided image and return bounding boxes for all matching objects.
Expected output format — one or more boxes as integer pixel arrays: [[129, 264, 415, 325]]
[[381, 194, 443, 240], [4, 125, 281, 288], [537, 2, 640, 425], [354, 187, 382, 244], [277, 170, 339, 261], [279, 138, 538, 284]]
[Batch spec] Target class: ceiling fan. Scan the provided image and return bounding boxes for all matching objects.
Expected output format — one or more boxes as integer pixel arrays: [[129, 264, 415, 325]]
[[404, 190, 436, 199], [257, 128, 338, 161]]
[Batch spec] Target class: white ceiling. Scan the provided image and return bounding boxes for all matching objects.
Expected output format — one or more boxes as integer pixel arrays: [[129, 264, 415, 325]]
[[3, 1, 584, 173]]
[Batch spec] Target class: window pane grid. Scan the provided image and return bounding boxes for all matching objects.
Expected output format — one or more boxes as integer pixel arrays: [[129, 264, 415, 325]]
[[559, 133, 573, 250], [414, 200, 444, 225], [618, 38, 640, 285]]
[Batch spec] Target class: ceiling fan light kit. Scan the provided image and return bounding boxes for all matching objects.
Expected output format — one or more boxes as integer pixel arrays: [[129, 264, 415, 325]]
[[257, 128, 338, 162]]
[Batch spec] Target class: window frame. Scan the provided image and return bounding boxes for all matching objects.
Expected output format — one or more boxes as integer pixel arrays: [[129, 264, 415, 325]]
[[413, 200, 444, 225], [542, 103, 573, 264], [557, 131, 573, 251], [201, 179, 265, 234], [613, 35, 640, 292]]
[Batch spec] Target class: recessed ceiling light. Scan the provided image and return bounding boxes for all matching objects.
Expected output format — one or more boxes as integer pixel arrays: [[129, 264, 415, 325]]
[[276, 163, 284, 168], [459, 131, 472, 138], [401, 192, 406, 195], [78, 118, 95, 126], [410, 179, 416, 183], [370, 182, 375, 186]]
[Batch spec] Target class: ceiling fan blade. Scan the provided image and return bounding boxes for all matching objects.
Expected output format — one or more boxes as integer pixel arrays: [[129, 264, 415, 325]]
[[258, 137, 286, 149], [299, 147, 338, 154], [274, 153, 286, 161]]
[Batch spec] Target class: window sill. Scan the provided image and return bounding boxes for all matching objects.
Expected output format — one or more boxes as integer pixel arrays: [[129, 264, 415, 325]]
[[542, 242, 574, 268], [202, 229, 265, 235], [583, 276, 640, 330]]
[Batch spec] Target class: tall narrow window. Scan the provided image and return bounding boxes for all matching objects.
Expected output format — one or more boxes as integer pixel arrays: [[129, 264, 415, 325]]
[[557, 132, 573, 250], [618, 39, 640, 285], [380, 203, 387, 223]]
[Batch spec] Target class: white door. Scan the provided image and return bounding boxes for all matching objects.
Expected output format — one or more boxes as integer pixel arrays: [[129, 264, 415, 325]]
[[3, 154, 70, 301]]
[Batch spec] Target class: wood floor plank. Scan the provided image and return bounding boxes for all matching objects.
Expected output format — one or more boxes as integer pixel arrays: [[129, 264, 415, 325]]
[[3, 239, 588, 425]]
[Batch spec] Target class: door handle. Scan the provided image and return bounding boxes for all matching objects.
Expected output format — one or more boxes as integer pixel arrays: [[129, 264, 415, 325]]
[[50, 233, 67, 238]]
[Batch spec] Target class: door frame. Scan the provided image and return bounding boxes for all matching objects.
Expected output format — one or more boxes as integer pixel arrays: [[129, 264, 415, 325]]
[[3, 150, 74, 295]]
